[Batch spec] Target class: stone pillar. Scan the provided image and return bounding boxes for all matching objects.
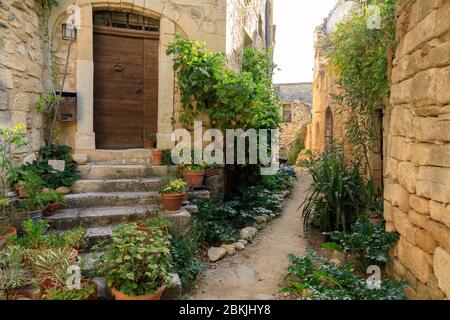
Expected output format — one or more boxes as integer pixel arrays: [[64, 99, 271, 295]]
[[157, 17, 175, 150], [75, 4, 95, 150]]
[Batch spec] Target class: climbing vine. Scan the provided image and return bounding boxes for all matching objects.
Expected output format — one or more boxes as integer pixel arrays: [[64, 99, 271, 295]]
[[166, 36, 282, 131], [327, 0, 396, 178]]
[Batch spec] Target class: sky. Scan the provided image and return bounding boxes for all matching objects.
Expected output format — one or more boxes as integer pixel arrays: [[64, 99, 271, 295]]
[[273, 0, 338, 84]]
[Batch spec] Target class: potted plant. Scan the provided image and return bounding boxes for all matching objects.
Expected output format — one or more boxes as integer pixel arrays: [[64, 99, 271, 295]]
[[205, 162, 219, 177], [158, 179, 188, 212], [0, 245, 33, 300], [144, 130, 156, 149], [0, 225, 17, 249], [182, 163, 206, 188], [136, 213, 172, 234], [39, 191, 67, 216], [152, 149, 163, 165], [92, 224, 172, 300], [45, 280, 97, 300]]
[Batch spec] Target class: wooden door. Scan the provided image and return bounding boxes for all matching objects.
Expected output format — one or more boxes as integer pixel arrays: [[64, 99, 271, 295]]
[[93, 29, 158, 149]]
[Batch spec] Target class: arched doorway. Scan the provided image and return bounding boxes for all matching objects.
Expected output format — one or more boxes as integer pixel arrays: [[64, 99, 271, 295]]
[[93, 11, 159, 149], [325, 107, 333, 150]]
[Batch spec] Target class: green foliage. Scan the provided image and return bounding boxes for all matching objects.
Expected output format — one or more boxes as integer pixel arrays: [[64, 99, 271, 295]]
[[328, 0, 396, 175], [158, 178, 188, 194], [301, 145, 379, 232], [287, 128, 306, 166], [92, 224, 172, 296], [46, 282, 95, 300], [162, 149, 175, 165], [9, 144, 80, 190], [60, 226, 86, 249], [166, 36, 281, 131], [283, 249, 407, 300], [327, 218, 399, 269], [140, 214, 172, 229], [170, 228, 206, 285], [0, 124, 27, 198], [16, 219, 47, 249], [0, 245, 31, 291]]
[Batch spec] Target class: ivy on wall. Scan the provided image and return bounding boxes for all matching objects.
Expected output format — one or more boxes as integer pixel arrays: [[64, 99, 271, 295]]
[[327, 0, 397, 179]]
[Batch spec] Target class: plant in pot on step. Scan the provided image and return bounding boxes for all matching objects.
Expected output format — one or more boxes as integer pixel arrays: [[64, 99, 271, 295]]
[[205, 162, 219, 177], [182, 162, 206, 188], [0, 245, 33, 300], [39, 191, 67, 216], [136, 213, 172, 234], [158, 178, 188, 212], [92, 223, 172, 300], [144, 130, 156, 149]]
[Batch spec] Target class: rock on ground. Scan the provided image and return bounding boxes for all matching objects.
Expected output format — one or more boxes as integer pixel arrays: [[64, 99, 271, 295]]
[[240, 227, 258, 240], [208, 247, 227, 262]]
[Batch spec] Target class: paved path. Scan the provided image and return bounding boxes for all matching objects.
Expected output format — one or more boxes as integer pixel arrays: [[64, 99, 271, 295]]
[[188, 170, 312, 300]]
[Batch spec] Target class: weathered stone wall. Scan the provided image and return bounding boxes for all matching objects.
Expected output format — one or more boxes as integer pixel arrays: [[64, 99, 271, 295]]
[[0, 0, 45, 160], [384, 0, 450, 300], [226, 0, 273, 71], [279, 102, 311, 150]]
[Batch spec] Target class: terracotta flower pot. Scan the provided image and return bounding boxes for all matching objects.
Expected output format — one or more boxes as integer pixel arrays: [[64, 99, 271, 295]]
[[183, 169, 205, 188], [205, 167, 219, 177], [17, 185, 27, 198], [0, 226, 17, 248], [144, 139, 154, 149], [161, 193, 185, 212], [152, 149, 163, 165], [111, 285, 166, 300], [44, 202, 64, 216]]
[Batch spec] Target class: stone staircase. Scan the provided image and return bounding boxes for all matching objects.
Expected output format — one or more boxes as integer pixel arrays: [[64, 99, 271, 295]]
[[46, 149, 209, 247]]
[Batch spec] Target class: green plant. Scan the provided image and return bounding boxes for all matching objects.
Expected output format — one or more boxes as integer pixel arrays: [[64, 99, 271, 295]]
[[170, 227, 206, 285], [0, 245, 31, 293], [61, 226, 86, 249], [326, 218, 399, 270], [45, 282, 95, 300], [282, 249, 407, 300], [328, 0, 396, 177], [0, 124, 27, 199], [140, 214, 172, 229], [162, 149, 174, 165], [92, 224, 172, 296], [300, 145, 377, 232], [16, 219, 47, 249], [287, 128, 306, 166], [158, 178, 188, 194]]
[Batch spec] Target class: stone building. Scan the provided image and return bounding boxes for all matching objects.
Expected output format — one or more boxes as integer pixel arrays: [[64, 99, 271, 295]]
[[275, 82, 312, 153], [384, 0, 450, 300], [0, 0, 275, 157], [309, 0, 383, 187], [310, 0, 450, 299]]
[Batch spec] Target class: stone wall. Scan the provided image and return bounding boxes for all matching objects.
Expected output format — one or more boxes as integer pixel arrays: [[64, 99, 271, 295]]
[[384, 0, 450, 300], [279, 102, 311, 151], [0, 0, 45, 160]]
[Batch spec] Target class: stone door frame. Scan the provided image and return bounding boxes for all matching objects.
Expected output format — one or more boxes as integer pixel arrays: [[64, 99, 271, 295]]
[[49, 0, 200, 151]]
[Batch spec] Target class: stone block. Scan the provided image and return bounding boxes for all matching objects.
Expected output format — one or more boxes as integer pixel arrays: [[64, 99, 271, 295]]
[[416, 167, 450, 203], [423, 220, 450, 253], [414, 228, 438, 254], [437, 66, 450, 104], [409, 209, 429, 228], [430, 201, 450, 229], [398, 237, 432, 283], [412, 143, 450, 168], [165, 208, 191, 235], [398, 161, 419, 193], [393, 206, 417, 243], [434, 247, 450, 299], [409, 195, 430, 215], [48, 159, 65, 172], [387, 135, 415, 161], [385, 182, 411, 212]]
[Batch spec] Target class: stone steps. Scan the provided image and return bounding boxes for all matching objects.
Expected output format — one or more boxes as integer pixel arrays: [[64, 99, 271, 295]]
[[65, 191, 160, 208], [47, 205, 160, 230], [78, 164, 170, 180], [72, 178, 162, 193], [79, 149, 154, 165]]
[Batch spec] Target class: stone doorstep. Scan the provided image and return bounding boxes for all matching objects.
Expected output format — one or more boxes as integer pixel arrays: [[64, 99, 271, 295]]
[[78, 149, 153, 163], [78, 164, 169, 180], [46, 205, 161, 230], [72, 177, 162, 193], [65, 191, 160, 208]]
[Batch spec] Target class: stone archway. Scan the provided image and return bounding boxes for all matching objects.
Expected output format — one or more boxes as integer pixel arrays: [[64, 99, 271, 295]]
[[325, 107, 333, 150]]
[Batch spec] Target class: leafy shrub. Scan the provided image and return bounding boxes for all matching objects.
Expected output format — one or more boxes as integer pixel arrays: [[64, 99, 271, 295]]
[[326, 218, 399, 270], [300, 145, 378, 232], [93, 224, 172, 296], [287, 128, 306, 166], [283, 249, 407, 300], [46, 282, 96, 300], [170, 227, 206, 285], [158, 179, 188, 194]]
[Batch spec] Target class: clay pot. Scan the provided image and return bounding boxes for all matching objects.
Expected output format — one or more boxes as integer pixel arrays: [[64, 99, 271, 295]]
[[111, 285, 166, 300], [161, 193, 185, 212], [0, 226, 17, 248], [10, 210, 42, 235], [152, 149, 163, 165], [17, 185, 27, 198], [183, 169, 205, 188], [144, 139, 154, 149], [205, 167, 219, 177], [44, 202, 64, 216]]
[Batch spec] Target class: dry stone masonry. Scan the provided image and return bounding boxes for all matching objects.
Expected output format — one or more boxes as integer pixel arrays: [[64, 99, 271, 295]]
[[384, 0, 450, 300]]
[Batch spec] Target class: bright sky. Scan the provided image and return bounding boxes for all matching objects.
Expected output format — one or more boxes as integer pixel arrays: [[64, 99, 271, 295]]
[[273, 0, 338, 84]]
